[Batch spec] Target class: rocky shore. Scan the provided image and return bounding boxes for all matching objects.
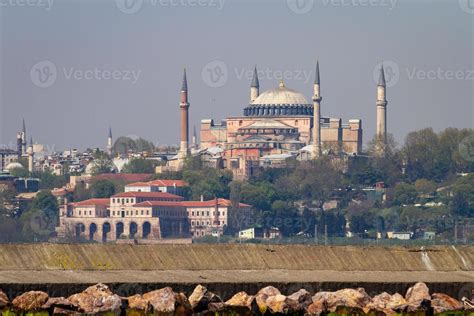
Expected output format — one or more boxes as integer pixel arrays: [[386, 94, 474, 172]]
[[1, 282, 472, 315]]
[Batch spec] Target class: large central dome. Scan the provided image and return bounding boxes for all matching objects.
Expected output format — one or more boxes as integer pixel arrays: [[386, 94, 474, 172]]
[[243, 80, 313, 117], [251, 81, 310, 105]]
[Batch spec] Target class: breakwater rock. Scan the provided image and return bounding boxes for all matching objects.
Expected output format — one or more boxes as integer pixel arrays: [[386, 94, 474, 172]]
[[0, 282, 472, 315]]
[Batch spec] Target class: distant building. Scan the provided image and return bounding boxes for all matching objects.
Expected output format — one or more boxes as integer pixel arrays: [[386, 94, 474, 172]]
[[387, 231, 413, 240], [124, 179, 188, 197], [238, 227, 281, 239], [56, 185, 253, 242]]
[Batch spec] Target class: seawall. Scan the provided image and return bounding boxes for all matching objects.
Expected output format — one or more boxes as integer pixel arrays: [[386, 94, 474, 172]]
[[0, 244, 472, 300]]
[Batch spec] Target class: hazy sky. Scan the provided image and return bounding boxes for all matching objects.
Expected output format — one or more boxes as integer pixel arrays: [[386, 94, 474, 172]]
[[0, 0, 472, 152]]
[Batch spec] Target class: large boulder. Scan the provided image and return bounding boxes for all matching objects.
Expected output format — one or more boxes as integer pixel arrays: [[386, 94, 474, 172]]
[[254, 286, 287, 314], [365, 292, 408, 315], [224, 291, 257, 314], [67, 283, 122, 314], [286, 289, 312, 312], [12, 291, 49, 312], [127, 294, 150, 312], [308, 288, 371, 314], [188, 284, 222, 313], [305, 296, 326, 315], [0, 289, 9, 309], [142, 287, 192, 315], [41, 297, 77, 314], [405, 282, 431, 312], [431, 293, 463, 314]]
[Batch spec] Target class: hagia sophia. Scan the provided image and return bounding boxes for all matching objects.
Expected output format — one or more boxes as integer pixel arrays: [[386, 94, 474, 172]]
[[163, 61, 388, 179]]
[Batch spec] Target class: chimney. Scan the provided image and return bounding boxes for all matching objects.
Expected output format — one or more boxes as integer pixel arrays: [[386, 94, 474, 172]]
[[200, 195, 204, 202]]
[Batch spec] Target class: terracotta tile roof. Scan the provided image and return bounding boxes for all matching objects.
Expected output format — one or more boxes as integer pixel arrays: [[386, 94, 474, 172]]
[[71, 198, 110, 207], [133, 199, 250, 208], [148, 179, 188, 187], [125, 182, 152, 187], [133, 201, 184, 207], [112, 191, 184, 200]]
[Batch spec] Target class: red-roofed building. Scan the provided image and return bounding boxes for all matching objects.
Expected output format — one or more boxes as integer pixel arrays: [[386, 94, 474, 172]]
[[124, 179, 188, 197], [56, 193, 251, 242]]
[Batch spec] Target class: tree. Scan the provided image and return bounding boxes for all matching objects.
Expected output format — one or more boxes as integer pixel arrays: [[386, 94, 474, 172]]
[[90, 149, 115, 175], [113, 136, 155, 155], [414, 179, 437, 196], [450, 175, 474, 217], [393, 183, 418, 206], [20, 190, 58, 241], [122, 158, 158, 174], [90, 180, 116, 198], [31, 171, 69, 190]]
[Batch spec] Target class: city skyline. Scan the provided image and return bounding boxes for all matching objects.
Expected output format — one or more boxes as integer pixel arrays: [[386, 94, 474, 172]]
[[0, 0, 472, 151]]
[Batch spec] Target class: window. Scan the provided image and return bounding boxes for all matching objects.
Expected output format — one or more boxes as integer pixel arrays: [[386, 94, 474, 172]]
[[135, 210, 138, 215], [126, 211, 129, 216], [207, 211, 209, 216], [89, 210, 92, 216], [78, 210, 81, 216], [141, 210, 143, 215], [192, 211, 194, 216], [113, 211, 115, 216], [192, 221, 195, 226], [126, 199, 129, 204], [146, 210, 149, 215], [112, 198, 115, 203], [197, 211, 200, 216]]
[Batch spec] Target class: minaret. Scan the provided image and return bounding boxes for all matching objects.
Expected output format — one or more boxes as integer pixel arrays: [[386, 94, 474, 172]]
[[21, 119, 27, 155], [250, 66, 260, 103], [27, 137, 34, 173], [376, 63, 388, 145], [312, 61, 322, 158], [107, 126, 113, 156], [16, 133, 22, 158], [192, 125, 197, 149], [179, 68, 190, 157]]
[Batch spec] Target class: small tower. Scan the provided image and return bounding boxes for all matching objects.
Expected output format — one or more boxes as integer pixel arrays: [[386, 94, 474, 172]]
[[27, 137, 34, 173], [21, 119, 27, 155], [107, 126, 113, 156], [179, 68, 190, 157], [376, 63, 388, 145], [250, 66, 260, 103], [16, 132, 22, 159], [312, 60, 322, 158], [192, 125, 198, 149]]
